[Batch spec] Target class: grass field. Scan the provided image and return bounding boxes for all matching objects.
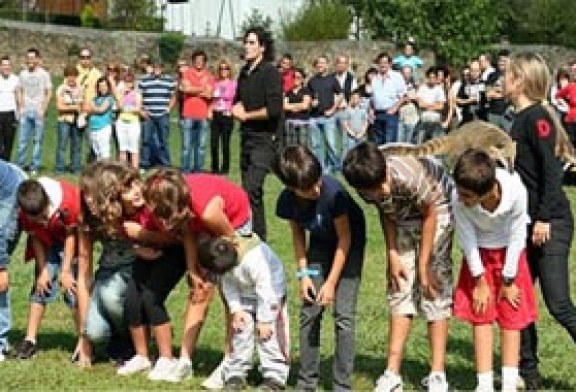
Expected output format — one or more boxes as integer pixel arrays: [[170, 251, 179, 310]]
[[2, 98, 576, 391]]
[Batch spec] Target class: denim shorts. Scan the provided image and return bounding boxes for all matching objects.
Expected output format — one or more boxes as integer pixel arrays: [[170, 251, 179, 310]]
[[29, 245, 77, 308]]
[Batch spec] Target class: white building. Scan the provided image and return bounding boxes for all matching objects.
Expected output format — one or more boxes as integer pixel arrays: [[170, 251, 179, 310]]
[[156, 0, 306, 39]]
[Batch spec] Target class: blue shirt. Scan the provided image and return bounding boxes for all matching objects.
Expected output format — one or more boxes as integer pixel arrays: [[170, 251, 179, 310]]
[[0, 160, 26, 267], [393, 54, 424, 71], [346, 106, 368, 135], [89, 95, 115, 131], [372, 70, 407, 111], [139, 74, 176, 117], [276, 175, 366, 253]]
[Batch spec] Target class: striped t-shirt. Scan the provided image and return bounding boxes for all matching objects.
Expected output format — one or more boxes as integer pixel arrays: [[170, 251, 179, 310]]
[[376, 155, 453, 221], [138, 74, 176, 117]]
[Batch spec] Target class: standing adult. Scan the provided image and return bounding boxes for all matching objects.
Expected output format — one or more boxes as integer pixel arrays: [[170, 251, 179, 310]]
[[15, 48, 52, 176], [76, 48, 102, 162], [371, 52, 407, 145], [279, 53, 295, 94], [232, 26, 282, 241], [180, 50, 214, 173], [485, 49, 512, 131], [284, 67, 312, 147], [0, 56, 20, 161], [333, 56, 358, 161], [456, 60, 484, 125], [139, 60, 176, 169], [393, 40, 424, 75], [307, 56, 342, 173], [211, 59, 237, 175]]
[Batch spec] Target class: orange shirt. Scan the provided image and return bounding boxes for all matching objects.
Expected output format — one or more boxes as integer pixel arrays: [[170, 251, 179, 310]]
[[181, 68, 214, 119]]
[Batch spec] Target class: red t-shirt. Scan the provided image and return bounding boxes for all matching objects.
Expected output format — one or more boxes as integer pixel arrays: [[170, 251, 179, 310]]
[[185, 174, 250, 234], [124, 205, 163, 232], [282, 68, 295, 93], [181, 68, 214, 119], [555, 82, 576, 123]]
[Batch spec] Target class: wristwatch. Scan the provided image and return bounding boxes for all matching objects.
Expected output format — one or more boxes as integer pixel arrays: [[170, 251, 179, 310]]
[[502, 276, 516, 286]]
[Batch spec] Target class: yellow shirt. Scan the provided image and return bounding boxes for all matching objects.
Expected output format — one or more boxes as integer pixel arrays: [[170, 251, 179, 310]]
[[76, 65, 102, 105]]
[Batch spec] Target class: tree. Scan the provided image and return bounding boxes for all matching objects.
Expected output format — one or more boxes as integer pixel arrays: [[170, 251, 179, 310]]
[[108, 0, 162, 31], [361, 0, 505, 66], [239, 8, 273, 38], [281, 0, 352, 41]]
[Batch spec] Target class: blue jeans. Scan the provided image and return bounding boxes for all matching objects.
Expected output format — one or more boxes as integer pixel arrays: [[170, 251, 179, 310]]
[[309, 116, 340, 173], [180, 118, 207, 173], [85, 266, 132, 343], [16, 109, 45, 171], [397, 121, 417, 144], [141, 114, 171, 168], [373, 111, 399, 145], [55, 121, 82, 173], [29, 244, 76, 307]]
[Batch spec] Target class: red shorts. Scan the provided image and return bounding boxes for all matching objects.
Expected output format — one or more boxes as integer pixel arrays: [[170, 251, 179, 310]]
[[453, 248, 537, 330]]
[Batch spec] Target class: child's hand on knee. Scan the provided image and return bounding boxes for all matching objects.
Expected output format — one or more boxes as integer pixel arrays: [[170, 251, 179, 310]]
[[387, 256, 407, 292], [256, 322, 273, 341], [420, 265, 440, 300], [472, 275, 490, 314], [499, 283, 520, 310], [60, 270, 77, 295], [36, 266, 52, 296], [232, 310, 249, 333]]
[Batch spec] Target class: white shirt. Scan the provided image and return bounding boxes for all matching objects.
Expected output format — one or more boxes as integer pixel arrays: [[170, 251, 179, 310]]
[[38, 176, 63, 218], [222, 242, 287, 323], [0, 73, 19, 112], [452, 168, 530, 279], [417, 83, 445, 122]]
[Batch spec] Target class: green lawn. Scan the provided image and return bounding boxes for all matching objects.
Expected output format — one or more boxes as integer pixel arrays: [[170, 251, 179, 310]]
[[3, 99, 576, 391]]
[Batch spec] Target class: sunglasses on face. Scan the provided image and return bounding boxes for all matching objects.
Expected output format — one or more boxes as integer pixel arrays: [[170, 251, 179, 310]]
[[80, 55, 91, 59]]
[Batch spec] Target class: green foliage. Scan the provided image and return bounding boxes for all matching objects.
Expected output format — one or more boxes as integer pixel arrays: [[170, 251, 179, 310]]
[[239, 8, 274, 38], [505, 0, 576, 48], [80, 4, 99, 28], [108, 0, 163, 31], [358, 0, 504, 66], [281, 0, 352, 41], [159, 31, 186, 66]]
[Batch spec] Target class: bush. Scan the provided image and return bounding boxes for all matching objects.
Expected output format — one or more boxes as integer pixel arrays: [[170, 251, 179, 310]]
[[80, 4, 100, 28], [281, 0, 352, 41], [159, 32, 186, 66]]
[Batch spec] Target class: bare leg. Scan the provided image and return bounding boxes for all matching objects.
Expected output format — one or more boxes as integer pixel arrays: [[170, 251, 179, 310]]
[[131, 153, 140, 170], [179, 288, 214, 360], [474, 324, 493, 373], [386, 315, 412, 373], [25, 303, 46, 342], [130, 325, 149, 357], [428, 319, 448, 372], [154, 322, 173, 359]]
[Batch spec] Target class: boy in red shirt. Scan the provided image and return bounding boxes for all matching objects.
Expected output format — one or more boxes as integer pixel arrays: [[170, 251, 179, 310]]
[[15, 177, 80, 360]]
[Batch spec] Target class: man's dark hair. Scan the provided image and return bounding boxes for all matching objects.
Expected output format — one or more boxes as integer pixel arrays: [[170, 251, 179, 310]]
[[293, 67, 306, 79], [17, 179, 49, 217], [244, 26, 275, 63], [497, 48, 510, 58], [273, 145, 322, 190], [197, 236, 238, 275], [1, 55, 10, 63], [425, 66, 437, 77], [281, 53, 292, 61], [27, 48, 40, 58], [453, 149, 496, 196], [342, 142, 387, 189], [376, 52, 391, 63], [191, 49, 208, 62]]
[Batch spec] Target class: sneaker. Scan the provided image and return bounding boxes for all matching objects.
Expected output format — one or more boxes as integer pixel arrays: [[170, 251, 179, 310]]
[[16, 340, 37, 360], [117, 354, 152, 375], [259, 377, 285, 391], [148, 357, 179, 382], [224, 376, 245, 391], [172, 360, 193, 382], [202, 360, 226, 390], [423, 373, 449, 392], [374, 371, 403, 392], [522, 374, 541, 392], [475, 387, 495, 392]]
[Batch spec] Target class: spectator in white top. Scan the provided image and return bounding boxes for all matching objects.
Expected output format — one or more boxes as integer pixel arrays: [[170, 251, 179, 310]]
[[333, 55, 358, 161], [15, 48, 52, 176], [415, 67, 446, 143], [0, 56, 20, 161]]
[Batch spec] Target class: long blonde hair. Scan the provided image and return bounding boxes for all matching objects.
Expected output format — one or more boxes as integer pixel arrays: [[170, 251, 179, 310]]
[[508, 52, 574, 160]]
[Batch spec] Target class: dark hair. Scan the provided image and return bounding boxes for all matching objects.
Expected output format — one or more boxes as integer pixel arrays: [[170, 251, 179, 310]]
[[244, 26, 275, 63], [425, 66, 437, 77], [342, 142, 387, 189], [63, 64, 79, 77], [364, 67, 378, 83], [453, 149, 496, 196], [17, 179, 49, 217], [376, 52, 391, 63], [197, 236, 238, 274], [273, 145, 322, 190], [144, 167, 191, 231], [293, 67, 306, 79], [498, 48, 510, 58], [281, 53, 292, 61], [0, 55, 10, 63], [27, 48, 40, 57], [556, 68, 571, 84], [191, 49, 208, 62], [95, 76, 112, 96]]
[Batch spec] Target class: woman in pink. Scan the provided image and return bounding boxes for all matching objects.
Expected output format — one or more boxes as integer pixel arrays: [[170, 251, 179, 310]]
[[210, 59, 237, 174], [554, 73, 576, 147], [144, 167, 252, 386]]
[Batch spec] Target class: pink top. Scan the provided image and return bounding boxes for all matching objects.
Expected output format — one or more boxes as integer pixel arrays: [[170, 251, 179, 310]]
[[212, 79, 237, 113], [184, 174, 250, 234]]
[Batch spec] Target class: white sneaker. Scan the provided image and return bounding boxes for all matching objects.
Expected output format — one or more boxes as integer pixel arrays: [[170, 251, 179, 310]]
[[424, 373, 449, 392], [148, 357, 179, 382], [475, 387, 495, 392], [201, 359, 225, 390], [374, 371, 403, 392], [172, 360, 193, 382], [117, 354, 152, 375]]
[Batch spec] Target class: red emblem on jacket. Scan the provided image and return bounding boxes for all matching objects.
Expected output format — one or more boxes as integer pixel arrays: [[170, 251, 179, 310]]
[[536, 119, 551, 139]]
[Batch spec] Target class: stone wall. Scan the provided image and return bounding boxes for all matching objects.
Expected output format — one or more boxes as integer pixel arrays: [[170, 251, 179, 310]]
[[0, 20, 574, 78]]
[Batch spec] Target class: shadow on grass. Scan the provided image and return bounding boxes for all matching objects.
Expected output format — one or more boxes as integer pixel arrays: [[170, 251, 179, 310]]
[[8, 329, 77, 354]]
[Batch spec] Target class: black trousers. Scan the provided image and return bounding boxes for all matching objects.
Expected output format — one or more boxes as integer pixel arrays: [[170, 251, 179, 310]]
[[520, 217, 576, 378], [210, 111, 234, 173], [124, 246, 186, 327], [0, 111, 16, 161], [240, 130, 277, 241]]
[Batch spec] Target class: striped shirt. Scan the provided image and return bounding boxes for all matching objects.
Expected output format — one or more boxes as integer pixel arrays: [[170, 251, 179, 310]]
[[138, 74, 175, 117], [376, 155, 453, 221]]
